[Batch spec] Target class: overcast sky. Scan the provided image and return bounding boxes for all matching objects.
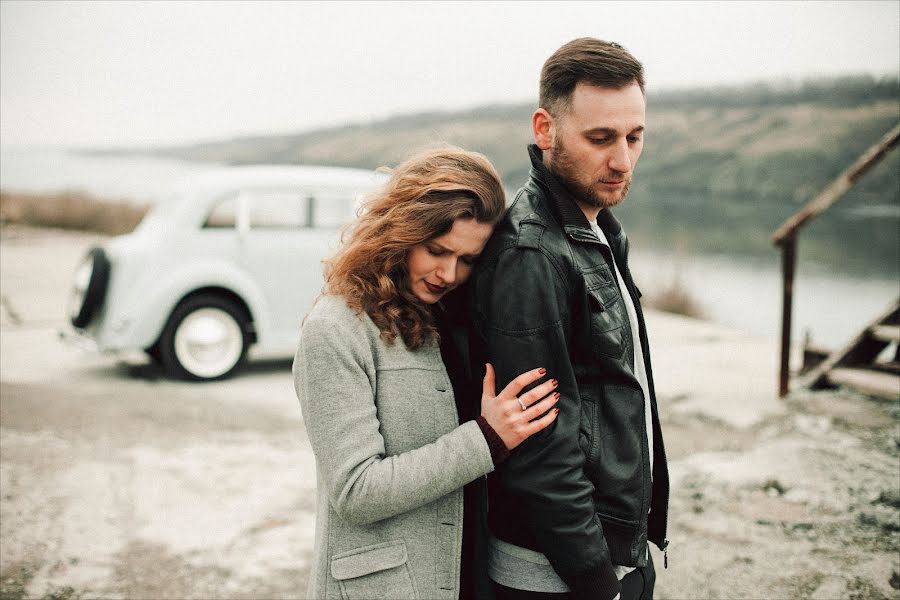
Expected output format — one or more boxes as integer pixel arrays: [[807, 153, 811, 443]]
[[1, 0, 898, 148]]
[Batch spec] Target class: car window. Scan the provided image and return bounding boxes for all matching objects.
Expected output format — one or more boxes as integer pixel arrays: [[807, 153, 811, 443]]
[[313, 195, 356, 229], [248, 190, 310, 229], [204, 196, 238, 228]]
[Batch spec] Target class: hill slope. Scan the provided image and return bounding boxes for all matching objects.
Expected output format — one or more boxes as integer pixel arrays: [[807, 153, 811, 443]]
[[138, 76, 900, 271]]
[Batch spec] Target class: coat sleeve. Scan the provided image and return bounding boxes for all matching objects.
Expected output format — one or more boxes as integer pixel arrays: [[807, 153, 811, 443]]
[[474, 246, 621, 600], [293, 307, 495, 526]]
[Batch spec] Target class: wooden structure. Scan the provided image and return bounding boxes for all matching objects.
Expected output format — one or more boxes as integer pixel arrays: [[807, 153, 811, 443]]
[[804, 300, 899, 401], [771, 123, 900, 398]]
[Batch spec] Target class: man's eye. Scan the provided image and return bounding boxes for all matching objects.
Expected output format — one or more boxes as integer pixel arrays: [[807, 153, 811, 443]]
[[461, 256, 476, 266], [427, 247, 445, 256], [589, 138, 610, 145], [627, 136, 642, 143]]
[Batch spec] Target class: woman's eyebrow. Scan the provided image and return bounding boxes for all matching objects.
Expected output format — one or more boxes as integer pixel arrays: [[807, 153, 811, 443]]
[[430, 241, 480, 259]]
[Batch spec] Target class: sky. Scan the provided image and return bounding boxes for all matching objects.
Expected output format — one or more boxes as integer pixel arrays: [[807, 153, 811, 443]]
[[1, 0, 898, 148]]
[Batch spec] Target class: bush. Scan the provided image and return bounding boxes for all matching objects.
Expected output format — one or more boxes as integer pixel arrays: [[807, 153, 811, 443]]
[[0, 192, 148, 235]]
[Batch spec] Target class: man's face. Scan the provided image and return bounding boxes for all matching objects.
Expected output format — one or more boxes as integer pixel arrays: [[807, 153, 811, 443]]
[[544, 82, 646, 210]]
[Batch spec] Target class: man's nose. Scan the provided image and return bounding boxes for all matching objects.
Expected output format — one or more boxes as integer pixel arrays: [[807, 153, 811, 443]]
[[608, 140, 632, 174]]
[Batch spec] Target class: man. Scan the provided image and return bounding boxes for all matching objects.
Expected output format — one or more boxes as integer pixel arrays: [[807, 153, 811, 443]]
[[470, 38, 669, 600]]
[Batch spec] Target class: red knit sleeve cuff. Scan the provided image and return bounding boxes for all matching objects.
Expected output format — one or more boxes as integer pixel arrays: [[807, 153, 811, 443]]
[[476, 415, 510, 465]]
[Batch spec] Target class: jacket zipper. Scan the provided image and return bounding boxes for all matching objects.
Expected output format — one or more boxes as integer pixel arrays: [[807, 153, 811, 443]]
[[573, 225, 672, 561], [575, 229, 662, 565]]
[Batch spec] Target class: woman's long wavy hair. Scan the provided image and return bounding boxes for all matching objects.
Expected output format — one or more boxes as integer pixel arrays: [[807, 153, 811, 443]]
[[323, 146, 506, 350]]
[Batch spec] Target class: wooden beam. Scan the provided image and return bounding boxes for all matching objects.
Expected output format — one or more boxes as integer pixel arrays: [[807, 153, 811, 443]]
[[870, 325, 900, 343], [827, 368, 900, 402], [778, 236, 796, 398], [772, 122, 900, 245], [806, 299, 900, 389]]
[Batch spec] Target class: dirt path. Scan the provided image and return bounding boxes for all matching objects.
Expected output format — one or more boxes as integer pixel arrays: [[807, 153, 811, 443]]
[[1, 225, 898, 599]]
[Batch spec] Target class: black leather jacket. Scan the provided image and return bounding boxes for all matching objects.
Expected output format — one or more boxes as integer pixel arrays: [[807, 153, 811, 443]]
[[469, 145, 669, 600]]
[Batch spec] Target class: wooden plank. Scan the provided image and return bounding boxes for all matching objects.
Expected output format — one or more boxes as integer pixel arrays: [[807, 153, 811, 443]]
[[871, 361, 900, 375], [807, 299, 900, 389], [827, 368, 900, 402], [772, 123, 900, 244], [870, 325, 900, 343]]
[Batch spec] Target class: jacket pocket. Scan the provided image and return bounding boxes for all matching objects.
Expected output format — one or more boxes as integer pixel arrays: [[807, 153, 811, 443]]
[[331, 540, 417, 600], [588, 384, 646, 523], [585, 287, 626, 359]]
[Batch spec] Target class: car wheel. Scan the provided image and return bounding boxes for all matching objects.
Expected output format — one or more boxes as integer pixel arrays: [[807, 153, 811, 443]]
[[69, 247, 111, 328], [157, 294, 250, 381]]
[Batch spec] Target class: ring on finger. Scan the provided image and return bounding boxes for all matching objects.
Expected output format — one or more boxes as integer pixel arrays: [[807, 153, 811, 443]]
[[517, 398, 527, 411]]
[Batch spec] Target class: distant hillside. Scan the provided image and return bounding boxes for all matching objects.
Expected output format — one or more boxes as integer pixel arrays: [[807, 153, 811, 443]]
[[142, 75, 898, 198], [104, 75, 900, 271]]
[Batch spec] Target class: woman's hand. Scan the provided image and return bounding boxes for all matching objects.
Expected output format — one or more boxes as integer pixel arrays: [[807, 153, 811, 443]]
[[480, 363, 560, 450]]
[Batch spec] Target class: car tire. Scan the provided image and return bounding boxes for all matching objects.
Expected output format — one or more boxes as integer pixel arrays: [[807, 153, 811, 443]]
[[157, 294, 251, 381], [70, 247, 111, 328]]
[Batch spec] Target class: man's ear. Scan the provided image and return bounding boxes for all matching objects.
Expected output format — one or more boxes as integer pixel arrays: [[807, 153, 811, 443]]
[[532, 108, 554, 151]]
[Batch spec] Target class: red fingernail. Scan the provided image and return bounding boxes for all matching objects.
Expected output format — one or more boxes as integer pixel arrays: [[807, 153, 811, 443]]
[[551, 379, 558, 387], [553, 408, 560, 414], [553, 392, 560, 400], [539, 368, 546, 375]]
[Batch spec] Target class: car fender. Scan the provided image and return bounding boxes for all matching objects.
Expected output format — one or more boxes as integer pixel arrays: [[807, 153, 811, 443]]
[[124, 259, 271, 351]]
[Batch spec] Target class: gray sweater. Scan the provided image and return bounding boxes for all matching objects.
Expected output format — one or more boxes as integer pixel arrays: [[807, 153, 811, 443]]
[[293, 295, 495, 599]]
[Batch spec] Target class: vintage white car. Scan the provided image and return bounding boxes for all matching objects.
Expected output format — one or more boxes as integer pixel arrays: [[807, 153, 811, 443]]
[[68, 165, 386, 380]]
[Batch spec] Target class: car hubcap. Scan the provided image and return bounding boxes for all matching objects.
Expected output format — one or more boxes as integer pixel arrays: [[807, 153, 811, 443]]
[[173, 307, 243, 378]]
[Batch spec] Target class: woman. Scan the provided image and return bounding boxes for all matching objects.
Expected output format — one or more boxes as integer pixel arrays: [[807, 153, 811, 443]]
[[293, 147, 560, 600]]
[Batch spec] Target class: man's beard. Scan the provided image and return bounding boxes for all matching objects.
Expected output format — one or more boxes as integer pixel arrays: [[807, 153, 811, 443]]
[[547, 137, 630, 209]]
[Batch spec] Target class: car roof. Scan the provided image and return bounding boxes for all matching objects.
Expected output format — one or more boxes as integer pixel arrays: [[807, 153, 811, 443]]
[[177, 164, 388, 194]]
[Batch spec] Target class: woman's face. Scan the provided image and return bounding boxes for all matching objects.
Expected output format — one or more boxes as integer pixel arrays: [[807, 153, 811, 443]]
[[406, 218, 494, 304]]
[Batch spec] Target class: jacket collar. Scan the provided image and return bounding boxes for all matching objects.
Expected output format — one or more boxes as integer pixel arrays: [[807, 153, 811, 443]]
[[526, 144, 624, 244]]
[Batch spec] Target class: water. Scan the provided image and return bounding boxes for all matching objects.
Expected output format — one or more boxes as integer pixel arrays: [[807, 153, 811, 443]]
[[0, 146, 221, 203], [1, 145, 896, 348], [629, 250, 897, 348]]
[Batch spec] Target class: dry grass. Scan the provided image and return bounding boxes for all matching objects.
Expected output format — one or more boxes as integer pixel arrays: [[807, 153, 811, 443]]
[[644, 274, 707, 319], [0, 191, 148, 235]]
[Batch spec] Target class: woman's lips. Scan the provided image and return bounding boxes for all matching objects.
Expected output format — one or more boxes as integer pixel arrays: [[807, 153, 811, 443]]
[[424, 281, 447, 295]]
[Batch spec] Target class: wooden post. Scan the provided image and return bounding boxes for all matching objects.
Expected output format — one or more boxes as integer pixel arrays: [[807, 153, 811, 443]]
[[778, 236, 796, 398], [771, 122, 899, 398]]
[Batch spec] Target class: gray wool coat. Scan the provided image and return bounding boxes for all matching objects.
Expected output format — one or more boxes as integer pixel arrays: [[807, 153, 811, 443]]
[[293, 295, 495, 600]]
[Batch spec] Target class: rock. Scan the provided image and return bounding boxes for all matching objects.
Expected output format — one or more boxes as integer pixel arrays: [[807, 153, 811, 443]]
[[763, 479, 787, 496], [784, 488, 811, 504], [794, 414, 832, 435], [810, 576, 847, 599], [873, 488, 900, 509]]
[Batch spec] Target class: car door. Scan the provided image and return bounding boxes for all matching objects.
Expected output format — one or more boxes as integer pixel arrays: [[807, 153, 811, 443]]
[[239, 187, 351, 351]]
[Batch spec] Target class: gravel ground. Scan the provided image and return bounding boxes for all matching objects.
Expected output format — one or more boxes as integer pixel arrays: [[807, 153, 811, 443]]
[[1, 225, 898, 600]]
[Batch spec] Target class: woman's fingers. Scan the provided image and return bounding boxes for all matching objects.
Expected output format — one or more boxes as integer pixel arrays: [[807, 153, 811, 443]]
[[482, 363, 496, 398], [517, 378, 558, 409], [524, 392, 561, 421], [526, 404, 559, 434], [498, 367, 547, 399]]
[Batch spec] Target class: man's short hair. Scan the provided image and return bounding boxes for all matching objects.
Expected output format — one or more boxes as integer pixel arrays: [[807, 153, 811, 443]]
[[539, 37, 645, 118]]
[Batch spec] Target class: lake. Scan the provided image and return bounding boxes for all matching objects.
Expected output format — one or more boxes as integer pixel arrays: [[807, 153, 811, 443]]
[[0, 146, 221, 203], [1, 145, 896, 349]]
